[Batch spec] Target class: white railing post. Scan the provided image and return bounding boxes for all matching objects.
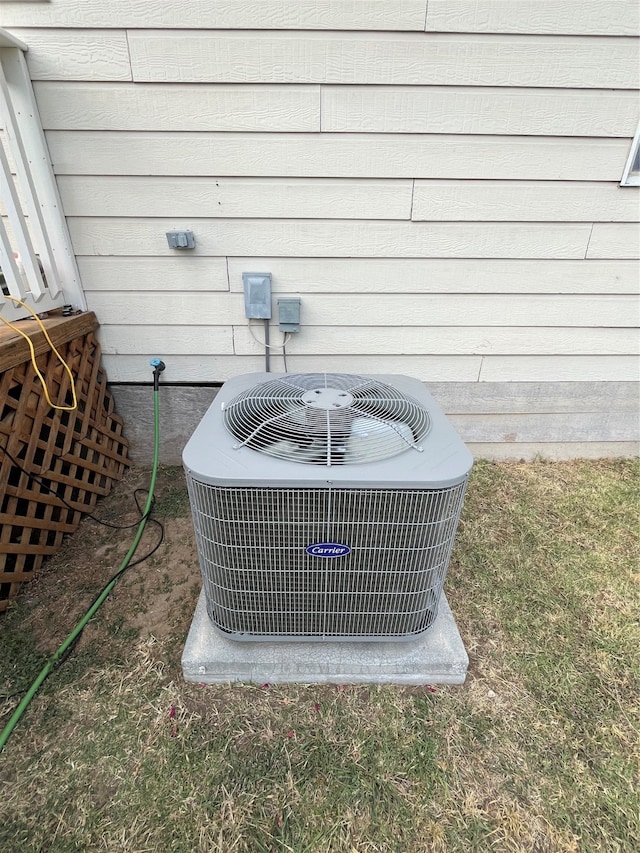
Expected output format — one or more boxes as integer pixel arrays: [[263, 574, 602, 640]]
[[0, 28, 86, 319], [0, 119, 48, 299]]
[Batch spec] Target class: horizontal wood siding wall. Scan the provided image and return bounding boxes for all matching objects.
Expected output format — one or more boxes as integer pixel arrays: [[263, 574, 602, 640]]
[[3, 0, 639, 458]]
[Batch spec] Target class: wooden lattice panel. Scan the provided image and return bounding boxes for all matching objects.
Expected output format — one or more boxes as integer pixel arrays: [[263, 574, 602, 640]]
[[0, 314, 129, 611]]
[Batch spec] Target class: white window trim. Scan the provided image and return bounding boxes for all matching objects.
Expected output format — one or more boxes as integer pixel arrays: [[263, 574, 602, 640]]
[[620, 122, 640, 187]]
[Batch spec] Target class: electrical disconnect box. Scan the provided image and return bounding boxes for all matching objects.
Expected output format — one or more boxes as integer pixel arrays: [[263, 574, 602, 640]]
[[242, 273, 272, 319], [277, 297, 301, 332]]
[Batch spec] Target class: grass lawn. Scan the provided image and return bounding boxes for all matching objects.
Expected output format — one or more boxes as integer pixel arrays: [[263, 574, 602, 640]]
[[0, 459, 638, 852]]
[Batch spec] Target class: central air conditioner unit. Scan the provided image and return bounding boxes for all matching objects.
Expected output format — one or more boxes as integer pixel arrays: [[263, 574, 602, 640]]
[[183, 372, 472, 642]]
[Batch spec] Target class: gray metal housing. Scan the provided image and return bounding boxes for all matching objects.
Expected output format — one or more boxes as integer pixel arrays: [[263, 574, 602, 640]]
[[183, 372, 472, 489], [183, 373, 473, 642]]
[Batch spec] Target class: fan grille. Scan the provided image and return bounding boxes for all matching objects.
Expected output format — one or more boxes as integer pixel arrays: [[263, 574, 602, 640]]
[[223, 373, 431, 466]]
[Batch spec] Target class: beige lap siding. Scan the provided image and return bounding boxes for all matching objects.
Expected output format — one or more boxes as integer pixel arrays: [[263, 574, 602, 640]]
[[2, 0, 637, 456]]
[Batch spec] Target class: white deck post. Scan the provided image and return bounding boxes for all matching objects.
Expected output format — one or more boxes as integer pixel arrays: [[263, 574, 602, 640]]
[[0, 28, 86, 317]]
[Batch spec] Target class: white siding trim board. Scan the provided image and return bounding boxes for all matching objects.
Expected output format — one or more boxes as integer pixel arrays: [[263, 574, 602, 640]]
[[0, 2, 430, 32], [86, 291, 637, 329], [45, 132, 632, 182], [99, 325, 234, 356], [586, 224, 640, 259], [412, 181, 640, 222], [77, 256, 230, 292], [126, 31, 640, 90], [55, 176, 639, 223], [321, 86, 640, 137], [80, 257, 640, 296], [35, 82, 639, 138], [57, 176, 414, 220], [3, 1, 638, 35], [99, 354, 638, 384], [230, 326, 637, 357], [226, 258, 640, 295], [35, 82, 321, 132], [12, 29, 132, 81], [425, 0, 640, 36], [68, 218, 597, 259], [101, 354, 484, 383]]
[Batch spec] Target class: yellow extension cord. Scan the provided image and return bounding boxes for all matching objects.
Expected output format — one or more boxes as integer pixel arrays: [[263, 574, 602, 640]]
[[0, 294, 77, 412]]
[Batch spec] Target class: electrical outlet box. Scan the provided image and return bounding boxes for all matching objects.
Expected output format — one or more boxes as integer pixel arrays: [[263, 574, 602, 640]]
[[166, 230, 195, 249], [242, 273, 272, 319], [277, 297, 301, 332]]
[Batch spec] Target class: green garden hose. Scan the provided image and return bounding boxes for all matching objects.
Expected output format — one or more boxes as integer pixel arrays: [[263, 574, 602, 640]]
[[0, 360, 165, 753]]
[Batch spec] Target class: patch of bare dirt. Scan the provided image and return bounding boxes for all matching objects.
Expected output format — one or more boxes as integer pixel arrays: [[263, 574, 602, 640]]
[[17, 467, 201, 655]]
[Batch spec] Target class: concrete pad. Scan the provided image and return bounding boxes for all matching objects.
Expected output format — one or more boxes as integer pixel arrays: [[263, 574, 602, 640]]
[[182, 589, 468, 686]]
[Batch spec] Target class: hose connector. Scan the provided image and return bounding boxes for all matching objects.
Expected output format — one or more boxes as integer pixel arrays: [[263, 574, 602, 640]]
[[150, 358, 166, 390]]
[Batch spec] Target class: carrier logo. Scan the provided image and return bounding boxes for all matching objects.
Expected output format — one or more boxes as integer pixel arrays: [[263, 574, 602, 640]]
[[306, 543, 351, 558]]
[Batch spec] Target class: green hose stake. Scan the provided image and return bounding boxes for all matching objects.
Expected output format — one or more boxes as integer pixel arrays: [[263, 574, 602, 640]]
[[0, 359, 165, 753]]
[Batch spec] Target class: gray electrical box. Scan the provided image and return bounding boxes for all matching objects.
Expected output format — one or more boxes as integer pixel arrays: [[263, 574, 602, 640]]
[[277, 297, 301, 332], [166, 230, 196, 249], [242, 273, 272, 319]]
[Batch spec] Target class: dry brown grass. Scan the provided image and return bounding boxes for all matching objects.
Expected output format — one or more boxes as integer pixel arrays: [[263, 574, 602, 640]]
[[1, 459, 638, 852]]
